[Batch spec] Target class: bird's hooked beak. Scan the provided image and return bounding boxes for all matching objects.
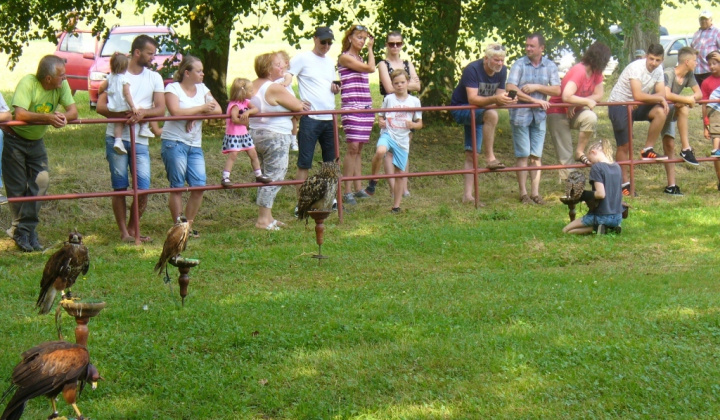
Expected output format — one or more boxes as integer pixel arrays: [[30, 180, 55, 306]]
[[91, 376, 104, 390]]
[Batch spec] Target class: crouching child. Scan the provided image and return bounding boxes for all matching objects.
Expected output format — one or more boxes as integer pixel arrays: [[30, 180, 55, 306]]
[[563, 141, 624, 234]]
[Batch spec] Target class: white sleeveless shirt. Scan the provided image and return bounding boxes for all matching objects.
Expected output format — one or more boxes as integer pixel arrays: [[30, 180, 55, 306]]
[[249, 80, 293, 134]]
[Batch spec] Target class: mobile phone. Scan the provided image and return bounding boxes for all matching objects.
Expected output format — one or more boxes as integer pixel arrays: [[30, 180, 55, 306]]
[[332, 80, 342, 87], [508, 90, 517, 100]]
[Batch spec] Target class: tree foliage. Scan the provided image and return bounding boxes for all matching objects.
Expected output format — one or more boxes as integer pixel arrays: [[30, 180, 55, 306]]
[[0, 0, 717, 112]]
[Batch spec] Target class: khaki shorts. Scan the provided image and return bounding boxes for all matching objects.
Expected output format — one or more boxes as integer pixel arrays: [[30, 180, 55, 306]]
[[709, 111, 720, 137]]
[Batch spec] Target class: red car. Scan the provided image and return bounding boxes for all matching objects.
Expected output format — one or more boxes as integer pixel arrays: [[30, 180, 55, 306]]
[[53, 29, 99, 94], [86, 25, 180, 107]]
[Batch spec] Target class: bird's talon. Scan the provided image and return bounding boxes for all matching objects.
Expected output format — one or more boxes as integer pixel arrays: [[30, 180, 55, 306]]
[[47, 412, 59, 419]]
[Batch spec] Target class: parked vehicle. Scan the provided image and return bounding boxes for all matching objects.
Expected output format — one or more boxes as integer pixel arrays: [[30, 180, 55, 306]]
[[53, 29, 99, 94], [86, 25, 180, 107], [660, 34, 694, 69]]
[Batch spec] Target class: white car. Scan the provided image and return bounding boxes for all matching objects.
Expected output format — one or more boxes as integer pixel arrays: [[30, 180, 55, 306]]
[[660, 34, 694, 69]]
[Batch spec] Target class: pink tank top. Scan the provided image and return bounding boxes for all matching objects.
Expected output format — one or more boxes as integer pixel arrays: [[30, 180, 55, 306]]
[[225, 99, 250, 136]]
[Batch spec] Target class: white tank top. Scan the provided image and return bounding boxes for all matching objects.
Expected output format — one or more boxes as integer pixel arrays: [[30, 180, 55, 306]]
[[249, 81, 293, 134]]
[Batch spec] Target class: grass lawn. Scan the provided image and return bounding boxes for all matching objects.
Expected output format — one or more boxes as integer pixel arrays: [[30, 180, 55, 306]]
[[0, 81, 720, 419]]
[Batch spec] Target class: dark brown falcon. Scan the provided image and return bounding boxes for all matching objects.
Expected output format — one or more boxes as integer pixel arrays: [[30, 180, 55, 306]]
[[0, 341, 101, 420], [37, 232, 90, 315], [297, 159, 341, 223], [155, 215, 190, 282], [565, 171, 586, 201]]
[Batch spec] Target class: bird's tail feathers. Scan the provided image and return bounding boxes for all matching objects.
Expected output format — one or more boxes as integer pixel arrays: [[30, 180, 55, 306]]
[[36, 288, 57, 315], [0, 385, 22, 420], [0, 384, 16, 405]]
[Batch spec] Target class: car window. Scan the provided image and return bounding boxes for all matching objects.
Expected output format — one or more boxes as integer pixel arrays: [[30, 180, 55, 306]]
[[59, 32, 95, 53], [670, 39, 687, 52], [101, 32, 176, 57]]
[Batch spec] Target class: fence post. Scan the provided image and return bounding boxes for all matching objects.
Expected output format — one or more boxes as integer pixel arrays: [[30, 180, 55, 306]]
[[129, 124, 141, 244], [469, 109, 480, 208], [333, 114, 343, 224], [626, 105, 635, 196]]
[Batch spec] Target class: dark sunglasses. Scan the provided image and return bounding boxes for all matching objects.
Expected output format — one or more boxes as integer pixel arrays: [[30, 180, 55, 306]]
[[320, 40, 333, 46], [387, 42, 403, 48]]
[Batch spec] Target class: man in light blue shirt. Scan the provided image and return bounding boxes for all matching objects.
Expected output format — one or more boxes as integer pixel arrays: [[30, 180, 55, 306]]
[[506, 32, 560, 205]]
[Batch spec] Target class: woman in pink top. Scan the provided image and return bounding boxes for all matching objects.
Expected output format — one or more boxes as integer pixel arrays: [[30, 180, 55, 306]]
[[547, 42, 611, 179]]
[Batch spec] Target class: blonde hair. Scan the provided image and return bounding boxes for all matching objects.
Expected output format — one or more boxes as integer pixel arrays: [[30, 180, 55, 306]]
[[254, 52, 275, 79], [340, 24, 368, 54], [230, 77, 252, 101], [390, 68, 409, 81], [484, 43, 506, 59], [275, 50, 290, 66], [110, 52, 129, 75], [173, 55, 201, 82], [588, 139, 615, 163]]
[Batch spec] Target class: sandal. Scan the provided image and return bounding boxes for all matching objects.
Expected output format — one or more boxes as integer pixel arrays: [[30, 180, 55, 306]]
[[221, 177, 232, 187], [189, 229, 200, 238], [576, 154, 591, 165], [261, 221, 280, 231], [272, 220, 286, 228], [530, 195, 546, 205], [520, 194, 533, 204], [487, 159, 506, 170]]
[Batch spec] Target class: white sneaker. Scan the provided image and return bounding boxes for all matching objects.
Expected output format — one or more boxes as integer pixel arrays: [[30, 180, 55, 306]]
[[113, 139, 127, 155], [138, 125, 155, 138], [290, 135, 299, 152]]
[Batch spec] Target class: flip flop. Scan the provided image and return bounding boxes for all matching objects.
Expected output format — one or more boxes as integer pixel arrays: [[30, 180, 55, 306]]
[[273, 220, 287, 228], [487, 159, 506, 170], [260, 221, 280, 231]]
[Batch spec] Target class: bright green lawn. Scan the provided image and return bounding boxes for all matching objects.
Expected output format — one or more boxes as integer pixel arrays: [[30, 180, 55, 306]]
[[1, 83, 720, 418]]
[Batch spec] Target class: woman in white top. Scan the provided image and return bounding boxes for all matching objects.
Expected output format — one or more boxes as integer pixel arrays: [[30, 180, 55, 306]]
[[250, 51, 305, 231], [160, 55, 222, 235]]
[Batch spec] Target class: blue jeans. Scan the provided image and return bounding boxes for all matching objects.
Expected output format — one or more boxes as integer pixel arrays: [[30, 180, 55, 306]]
[[451, 108, 487, 152], [581, 213, 622, 228], [160, 139, 206, 188], [297, 116, 336, 169], [105, 135, 150, 190]]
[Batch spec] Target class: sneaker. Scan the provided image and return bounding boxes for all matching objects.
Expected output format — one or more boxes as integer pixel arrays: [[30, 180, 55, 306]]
[[332, 199, 338, 211], [290, 136, 299, 152], [343, 192, 357, 205], [680, 149, 699, 166], [663, 185, 683, 196], [354, 189, 372, 199], [113, 139, 127, 155], [29, 231, 43, 251], [390, 207, 401, 213], [711, 149, 720, 158], [139, 125, 155, 138], [255, 174, 272, 184], [403, 191, 411, 198], [0, 194, 7, 205], [294, 206, 299, 218], [640, 148, 668, 160], [221, 177, 232, 187], [13, 233, 33, 252]]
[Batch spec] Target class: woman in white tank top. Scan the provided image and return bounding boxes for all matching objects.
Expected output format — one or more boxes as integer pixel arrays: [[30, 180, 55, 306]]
[[250, 51, 305, 231]]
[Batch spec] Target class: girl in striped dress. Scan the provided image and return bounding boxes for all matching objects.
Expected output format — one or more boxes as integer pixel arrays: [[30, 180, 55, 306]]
[[338, 24, 375, 204]]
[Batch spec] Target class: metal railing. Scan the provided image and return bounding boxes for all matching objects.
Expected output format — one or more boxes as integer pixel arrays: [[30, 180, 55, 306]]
[[2, 98, 714, 242]]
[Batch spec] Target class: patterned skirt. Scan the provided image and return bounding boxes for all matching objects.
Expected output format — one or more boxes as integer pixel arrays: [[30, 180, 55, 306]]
[[222, 133, 254, 153], [341, 103, 374, 143]]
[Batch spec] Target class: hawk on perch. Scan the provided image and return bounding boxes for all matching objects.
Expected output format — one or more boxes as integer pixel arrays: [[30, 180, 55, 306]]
[[297, 159, 341, 223], [37, 231, 90, 315]]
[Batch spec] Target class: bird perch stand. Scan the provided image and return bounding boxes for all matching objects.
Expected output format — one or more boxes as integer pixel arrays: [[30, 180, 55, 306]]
[[60, 300, 105, 347], [169, 257, 200, 306], [308, 210, 332, 261], [559, 196, 582, 222]]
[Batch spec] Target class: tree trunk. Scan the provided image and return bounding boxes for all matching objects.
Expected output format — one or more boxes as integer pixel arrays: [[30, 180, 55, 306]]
[[622, 2, 662, 66], [189, 4, 231, 110], [415, 0, 463, 118]]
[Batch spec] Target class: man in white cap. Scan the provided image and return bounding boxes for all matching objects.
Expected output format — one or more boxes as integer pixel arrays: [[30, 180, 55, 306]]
[[289, 27, 341, 214], [691, 10, 720, 86]]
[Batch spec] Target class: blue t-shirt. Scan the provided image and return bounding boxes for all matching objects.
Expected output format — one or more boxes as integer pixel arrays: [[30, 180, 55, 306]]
[[450, 59, 507, 105]]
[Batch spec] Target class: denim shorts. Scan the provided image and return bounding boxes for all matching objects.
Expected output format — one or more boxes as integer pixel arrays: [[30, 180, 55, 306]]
[[105, 135, 150, 190], [511, 119, 547, 158], [451, 108, 486, 152], [581, 212, 622, 228], [297, 116, 336, 169], [160, 139, 206, 188], [376, 132, 409, 171]]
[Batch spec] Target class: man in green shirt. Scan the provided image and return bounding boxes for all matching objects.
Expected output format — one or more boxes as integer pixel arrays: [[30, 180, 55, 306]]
[[2, 55, 77, 252]]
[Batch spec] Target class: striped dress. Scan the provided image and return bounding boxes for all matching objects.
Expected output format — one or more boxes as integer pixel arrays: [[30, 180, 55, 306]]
[[338, 51, 374, 143]]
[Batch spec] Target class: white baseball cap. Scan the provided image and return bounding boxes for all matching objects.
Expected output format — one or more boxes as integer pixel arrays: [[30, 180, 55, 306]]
[[700, 10, 712, 19]]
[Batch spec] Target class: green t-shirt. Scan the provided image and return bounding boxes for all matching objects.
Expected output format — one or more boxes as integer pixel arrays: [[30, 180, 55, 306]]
[[11, 75, 74, 140]]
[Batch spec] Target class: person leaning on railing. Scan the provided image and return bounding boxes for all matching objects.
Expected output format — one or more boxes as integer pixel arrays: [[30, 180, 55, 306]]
[[2, 55, 77, 252]]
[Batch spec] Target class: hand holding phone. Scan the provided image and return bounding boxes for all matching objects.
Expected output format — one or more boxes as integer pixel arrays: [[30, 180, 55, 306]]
[[508, 90, 517, 100]]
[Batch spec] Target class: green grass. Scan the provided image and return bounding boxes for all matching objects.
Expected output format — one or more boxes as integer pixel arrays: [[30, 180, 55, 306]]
[[1, 78, 720, 418]]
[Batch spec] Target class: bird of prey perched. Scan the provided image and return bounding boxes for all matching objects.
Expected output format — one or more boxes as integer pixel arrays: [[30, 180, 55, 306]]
[[37, 231, 90, 315], [297, 159, 341, 223], [565, 171, 586, 201], [155, 215, 190, 283], [0, 341, 101, 420]]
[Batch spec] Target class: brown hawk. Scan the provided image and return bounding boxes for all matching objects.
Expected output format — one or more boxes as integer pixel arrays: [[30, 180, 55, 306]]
[[297, 159, 341, 223], [0, 341, 102, 420], [565, 171, 586, 201], [155, 215, 190, 283], [37, 232, 90, 315]]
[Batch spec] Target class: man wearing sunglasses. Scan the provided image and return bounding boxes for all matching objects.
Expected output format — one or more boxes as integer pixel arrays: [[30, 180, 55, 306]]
[[289, 27, 341, 214]]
